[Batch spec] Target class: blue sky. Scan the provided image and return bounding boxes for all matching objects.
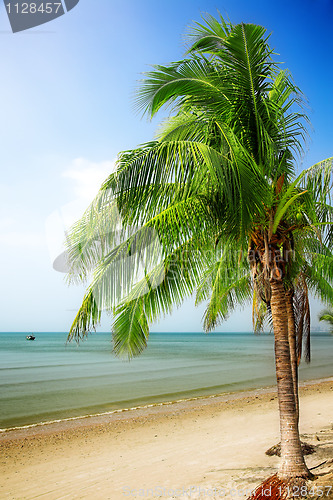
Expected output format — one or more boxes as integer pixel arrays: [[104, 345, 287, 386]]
[[0, 0, 332, 333]]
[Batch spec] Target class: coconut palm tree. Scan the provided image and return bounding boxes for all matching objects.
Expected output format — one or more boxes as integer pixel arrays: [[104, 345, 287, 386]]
[[319, 310, 333, 332], [65, 13, 333, 493]]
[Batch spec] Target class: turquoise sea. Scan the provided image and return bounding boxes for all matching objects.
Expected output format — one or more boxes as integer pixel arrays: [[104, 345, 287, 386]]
[[0, 331, 332, 430]]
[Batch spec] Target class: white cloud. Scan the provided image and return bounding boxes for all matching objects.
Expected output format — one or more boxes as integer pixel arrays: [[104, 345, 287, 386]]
[[45, 158, 117, 269], [62, 157, 116, 203]]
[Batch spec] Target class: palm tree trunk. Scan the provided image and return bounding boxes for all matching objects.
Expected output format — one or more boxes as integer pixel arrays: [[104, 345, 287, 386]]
[[285, 288, 299, 421], [270, 279, 310, 478]]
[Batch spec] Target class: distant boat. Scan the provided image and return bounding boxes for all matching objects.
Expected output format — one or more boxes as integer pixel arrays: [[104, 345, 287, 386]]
[[26, 335, 35, 341]]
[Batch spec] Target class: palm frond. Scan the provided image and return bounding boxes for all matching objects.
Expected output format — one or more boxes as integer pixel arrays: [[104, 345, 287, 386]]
[[252, 288, 270, 333], [112, 298, 149, 359], [318, 310, 333, 333], [202, 272, 252, 332], [185, 12, 232, 55]]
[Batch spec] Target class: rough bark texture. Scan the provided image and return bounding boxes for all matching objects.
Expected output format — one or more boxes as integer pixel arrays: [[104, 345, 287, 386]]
[[270, 279, 311, 479], [285, 289, 299, 421]]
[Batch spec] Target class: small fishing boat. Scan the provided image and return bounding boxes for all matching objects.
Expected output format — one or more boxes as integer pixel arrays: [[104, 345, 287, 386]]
[[26, 334, 35, 341]]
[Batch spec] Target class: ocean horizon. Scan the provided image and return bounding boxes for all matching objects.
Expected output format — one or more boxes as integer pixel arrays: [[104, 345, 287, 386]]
[[0, 331, 332, 430]]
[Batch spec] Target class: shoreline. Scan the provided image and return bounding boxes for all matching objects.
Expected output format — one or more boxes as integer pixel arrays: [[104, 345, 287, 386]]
[[2, 330, 332, 437], [1, 378, 332, 499], [1, 376, 332, 441]]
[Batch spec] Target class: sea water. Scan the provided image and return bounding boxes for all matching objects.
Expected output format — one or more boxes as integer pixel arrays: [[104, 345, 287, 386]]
[[0, 331, 332, 430]]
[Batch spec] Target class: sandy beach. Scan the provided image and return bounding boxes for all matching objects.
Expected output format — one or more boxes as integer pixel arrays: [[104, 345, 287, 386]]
[[1, 379, 332, 500]]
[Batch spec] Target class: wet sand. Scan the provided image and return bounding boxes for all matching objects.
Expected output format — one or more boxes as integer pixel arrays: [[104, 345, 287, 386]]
[[1, 379, 332, 499]]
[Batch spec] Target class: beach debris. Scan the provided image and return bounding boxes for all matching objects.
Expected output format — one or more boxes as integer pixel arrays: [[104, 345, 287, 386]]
[[265, 442, 316, 457]]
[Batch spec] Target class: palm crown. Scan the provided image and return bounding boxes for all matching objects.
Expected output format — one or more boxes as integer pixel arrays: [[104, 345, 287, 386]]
[[66, 14, 332, 359]]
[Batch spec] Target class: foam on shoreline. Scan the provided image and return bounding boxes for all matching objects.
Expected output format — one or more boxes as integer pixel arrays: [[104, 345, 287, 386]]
[[2, 376, 332, 436]]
